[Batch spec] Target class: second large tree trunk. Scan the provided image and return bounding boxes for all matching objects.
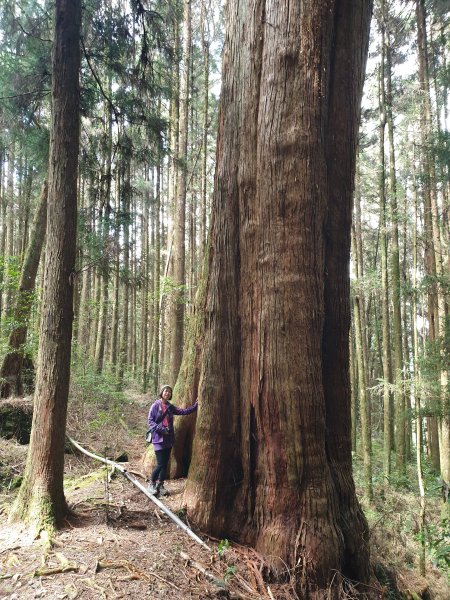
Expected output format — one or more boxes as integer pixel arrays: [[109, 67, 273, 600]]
[[9, 0, 81, 533], [185, 0, 372, 595]]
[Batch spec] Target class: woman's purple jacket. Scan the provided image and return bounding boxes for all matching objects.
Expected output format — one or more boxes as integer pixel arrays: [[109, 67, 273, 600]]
[[147, 398, 198, 449]]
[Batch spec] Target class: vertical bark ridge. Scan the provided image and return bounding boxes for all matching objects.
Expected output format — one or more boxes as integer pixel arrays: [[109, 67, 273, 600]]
[[187, 0, 373, 592], [10, 0, 81, 532]]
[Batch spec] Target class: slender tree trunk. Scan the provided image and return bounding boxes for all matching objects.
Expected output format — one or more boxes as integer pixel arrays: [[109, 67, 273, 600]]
[[118, 155, 131, 387], [20, 166, 33, 260], [384, 25, 406, 475], [352, 219, 373, 502], [4, 142, 15, 317], [151, 161, 162, 392], [10, 0, 81, 533], [170, 0, 191, 384], [141, 171, 151, 391], [94, 97, 113, 373], [0, 147, 6, 328], [0, 180, 48, 398], [110, 172, 121, 368], [94, 207, 110, 373], [200, 0, 210, 259], [377, 20, 393, 479], [77, 178, 95, 352], [412, 180, 427, 576], [90, 247, 102, 359], [402, 195, 412, 462], [350, 329, 358, 453], [416, 0, 445, 476]]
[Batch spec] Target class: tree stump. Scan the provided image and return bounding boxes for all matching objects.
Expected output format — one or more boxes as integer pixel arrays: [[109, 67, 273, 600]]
[[0, 397, 33, 444]]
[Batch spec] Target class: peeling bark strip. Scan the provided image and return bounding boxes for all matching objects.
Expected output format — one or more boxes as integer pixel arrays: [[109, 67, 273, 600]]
[[185, 0, 373, 595]]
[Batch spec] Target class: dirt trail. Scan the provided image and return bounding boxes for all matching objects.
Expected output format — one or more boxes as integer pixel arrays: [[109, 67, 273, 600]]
[[0, 394, 291, 599]]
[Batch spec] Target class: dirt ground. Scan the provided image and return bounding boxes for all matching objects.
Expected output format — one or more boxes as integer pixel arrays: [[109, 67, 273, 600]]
[[0, 393, 448, 600], [0, 395, 294, 600]]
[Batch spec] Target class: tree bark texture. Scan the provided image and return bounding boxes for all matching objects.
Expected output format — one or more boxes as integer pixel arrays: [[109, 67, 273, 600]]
[[377, 22, 393, 480], [0, 179, 48, 398], [385, 33, 406, 476], [185, 0, 372, 594], [170, 0, 191, 384], [416, 0, 448, 479], [3, 143, 15, 318], [10, 0, 81, 532]]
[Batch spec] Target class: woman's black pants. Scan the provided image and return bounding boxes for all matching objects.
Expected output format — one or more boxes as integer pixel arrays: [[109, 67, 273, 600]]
[[151, 447, 172, 484]]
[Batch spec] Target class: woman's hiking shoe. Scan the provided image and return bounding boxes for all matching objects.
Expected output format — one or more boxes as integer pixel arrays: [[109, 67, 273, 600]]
[[158, 484, 170, 497], [148, 483, 159, 497]]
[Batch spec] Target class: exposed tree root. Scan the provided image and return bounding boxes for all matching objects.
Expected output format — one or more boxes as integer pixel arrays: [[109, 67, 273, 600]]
[[180, 550, 227, 589], [33, 551, 79, 577], [34, 563, 79, 576], [94, 558, 180, 590]]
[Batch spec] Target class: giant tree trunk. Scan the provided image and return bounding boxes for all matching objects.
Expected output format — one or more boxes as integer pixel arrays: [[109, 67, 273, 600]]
[[9, 0, 81, 533], [185, 1, 372, 594], [0, 179, 48, 398]]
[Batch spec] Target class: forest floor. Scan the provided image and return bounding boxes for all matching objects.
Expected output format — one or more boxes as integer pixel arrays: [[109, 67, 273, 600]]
[[0, 390, 448, 600], [0, 391, 296, 600]]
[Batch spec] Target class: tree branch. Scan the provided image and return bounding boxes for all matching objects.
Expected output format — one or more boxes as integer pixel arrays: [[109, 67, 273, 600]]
[[80, 36, 120, 123], [0, 90, 50, 100]]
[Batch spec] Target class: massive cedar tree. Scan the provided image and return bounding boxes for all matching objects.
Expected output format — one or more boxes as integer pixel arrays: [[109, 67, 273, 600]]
[[10, 0, 81, 531], [185, 0, 373, 594]]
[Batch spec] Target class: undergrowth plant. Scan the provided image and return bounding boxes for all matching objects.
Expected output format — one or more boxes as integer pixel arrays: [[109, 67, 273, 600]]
[[69, 341, 128, 454], [353, 437, 449, 594]]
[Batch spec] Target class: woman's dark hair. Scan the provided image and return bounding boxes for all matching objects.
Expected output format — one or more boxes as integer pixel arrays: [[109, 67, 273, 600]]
[[158, 385, 173, 398]]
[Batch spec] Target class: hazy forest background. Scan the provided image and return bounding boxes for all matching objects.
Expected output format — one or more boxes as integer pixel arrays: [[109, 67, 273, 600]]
[[0, 0, 449, 597]]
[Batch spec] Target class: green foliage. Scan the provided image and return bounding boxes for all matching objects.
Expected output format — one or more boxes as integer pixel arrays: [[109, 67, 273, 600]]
[[420, 518, 450, 570], [224, 564, 237, 581], [0, 464, 23, 491], [70, 342, 127, 437], [431, 130, 450, 181], [158, 276, 189, 305], [0, 255, 21, 290], [0, 0, 52, 172], [217, 538, 230, 557], [217, 539, 236, 582], [355, 438, 449, 583]]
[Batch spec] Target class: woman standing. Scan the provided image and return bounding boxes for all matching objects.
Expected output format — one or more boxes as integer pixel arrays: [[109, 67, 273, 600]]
[[147, 384, 198, 497]]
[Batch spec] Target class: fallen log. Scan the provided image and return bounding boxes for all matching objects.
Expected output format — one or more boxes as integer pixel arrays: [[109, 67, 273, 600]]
[[66, 435, 211, 551]]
